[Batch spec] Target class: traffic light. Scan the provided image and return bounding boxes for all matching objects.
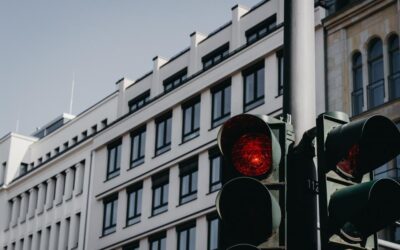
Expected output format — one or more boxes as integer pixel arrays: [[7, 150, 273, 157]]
[[216, 114, 293, 249], [317, 111, 400, 249]]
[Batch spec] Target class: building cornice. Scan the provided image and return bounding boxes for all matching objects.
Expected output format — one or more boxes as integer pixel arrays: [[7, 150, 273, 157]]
[[323, 0, 395, 34]]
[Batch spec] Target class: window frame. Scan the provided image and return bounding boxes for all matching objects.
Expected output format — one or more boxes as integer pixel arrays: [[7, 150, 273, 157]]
[[151, 171, 169, 216], [130, 126, 146, 168], [245, 14, 277, 44], [155, 112, 172, 156], [163, 68, 188, 93], [106, 139, 122, 180], [182, 97, 201, 142], [243, 61, 265, 112], [352, 52, 364, 116], [177, 221, 197, 250], [126, 182, 143, 226], [202, 43, 230, 70], [207, 214, 221, 250], [209, 148, 223, 193], [388, 35, 400, 100], [102, 194, 118, 236], [211, 81, 231, 128], [277, 50, 284, 97], [128, 90, 150, 113], [122, 242, 140, 250], [367, 38, 385, 108], [179, 157, 198, 204], [149, 232, 167, 250]]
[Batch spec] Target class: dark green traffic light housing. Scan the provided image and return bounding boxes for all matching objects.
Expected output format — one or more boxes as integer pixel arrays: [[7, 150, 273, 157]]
[[325, 115, 400, 181], [317, 111, 400, 249], [216, 114, 292, 249]]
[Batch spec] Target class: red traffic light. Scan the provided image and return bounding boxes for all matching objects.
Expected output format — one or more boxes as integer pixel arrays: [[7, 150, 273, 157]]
[[326, 115, 400, 180], [218, 114, 281, 179], [231, 133, 272, 177]]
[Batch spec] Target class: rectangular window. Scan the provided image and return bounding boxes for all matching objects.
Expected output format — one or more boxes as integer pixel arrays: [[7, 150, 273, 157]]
[[130, 126, 146, 168], [277, 50, 284, 96], [102, 119, 108, 128], [211, 81, 231, 128], [126, 182, 143, 226], [92, 125, 98, 134], [209, 148, 222, 193], [0, 162, 6, 185], [102, 194, 118, 235], [20, 163, 28, 176], [179, 157, 198, 204], [106, 139, 122, 180], [202, 43, 229, 69], [129, 90, 150, 113], [149, 232, 166, 250], [163, 68, 188, 93], [152, 171, 169, 215], [82, 130, 87, 139], [182, 97, 200, 142], [208, 215, 221, 250], [245, 14, 277, 44], [155, 112, 172, 156], [243, 61, 265, 111], [123, 242, 140, 250], [177, 222, 196, 250]]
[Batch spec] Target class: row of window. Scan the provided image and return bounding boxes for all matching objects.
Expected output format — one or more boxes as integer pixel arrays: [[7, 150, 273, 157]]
[[351, 34, 400, 115], [121, 215, 220, 250], [7, 163, 84, 229], [19, 118, 106, 179], [3, 213, 81, 250], [107, 59, 282, 180], [103, 151, 223, 236], [128, 14, 279, 114]]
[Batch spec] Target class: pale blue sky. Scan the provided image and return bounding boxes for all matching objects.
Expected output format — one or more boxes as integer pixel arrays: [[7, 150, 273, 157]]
[[0, 0, 260, 137]]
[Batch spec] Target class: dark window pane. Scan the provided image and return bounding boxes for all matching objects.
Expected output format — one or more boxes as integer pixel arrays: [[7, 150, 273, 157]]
[[166, 118, 172, 144], [209, 218, 219, 250], [194, 103, 200, 130], [257, 68, 265, 98], [223, 86, 231, 115], [213, 91, 222, 119], [245, 74, 254, 102]]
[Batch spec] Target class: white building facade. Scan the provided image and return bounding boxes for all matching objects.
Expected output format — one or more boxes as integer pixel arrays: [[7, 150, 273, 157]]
[[0, 1, 327, 249]]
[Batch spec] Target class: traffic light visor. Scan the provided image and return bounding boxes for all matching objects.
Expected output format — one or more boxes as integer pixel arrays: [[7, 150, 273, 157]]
[[326, 115, 400, 180], [218, 114, 281, 179], [227, 244, 260, 250]]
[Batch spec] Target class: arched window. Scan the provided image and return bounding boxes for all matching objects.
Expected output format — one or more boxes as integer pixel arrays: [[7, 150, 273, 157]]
[[352, 52, 363, 115], [367, 38, 385, 108], [388, 34, 400, 100]]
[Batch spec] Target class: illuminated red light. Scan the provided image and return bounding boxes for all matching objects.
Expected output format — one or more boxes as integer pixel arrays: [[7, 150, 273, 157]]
[[336, 144, 360, 177], [231, 133, 272, 177]]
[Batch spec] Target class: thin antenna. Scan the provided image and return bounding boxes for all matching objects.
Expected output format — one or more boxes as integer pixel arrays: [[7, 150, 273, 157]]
[[69, 72, 75, 114], [15, 102, 21, 132], [15, 119, 20, 133]]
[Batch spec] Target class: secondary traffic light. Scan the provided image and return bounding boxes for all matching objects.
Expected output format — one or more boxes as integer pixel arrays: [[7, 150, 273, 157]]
[[216, 114, 293, 249], [317, 111, 400, 249]]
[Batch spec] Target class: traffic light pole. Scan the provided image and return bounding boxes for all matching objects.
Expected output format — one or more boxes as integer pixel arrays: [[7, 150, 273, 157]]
[[283, 0, 316, 144]]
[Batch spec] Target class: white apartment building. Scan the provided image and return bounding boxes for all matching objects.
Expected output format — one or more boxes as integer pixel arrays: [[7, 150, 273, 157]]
[[0, 1, 327, 249]]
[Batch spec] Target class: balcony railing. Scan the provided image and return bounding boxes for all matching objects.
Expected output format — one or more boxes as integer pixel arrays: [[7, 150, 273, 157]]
[[351, 88, 363, 116], [367, 79, 385, 108]]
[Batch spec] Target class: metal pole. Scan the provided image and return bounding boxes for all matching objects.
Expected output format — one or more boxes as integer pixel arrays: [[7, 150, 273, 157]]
[[288, 0, 316, 144]]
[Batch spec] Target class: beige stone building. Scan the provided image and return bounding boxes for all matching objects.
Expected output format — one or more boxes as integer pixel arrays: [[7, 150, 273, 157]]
[[324, 0, 400, 245]]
